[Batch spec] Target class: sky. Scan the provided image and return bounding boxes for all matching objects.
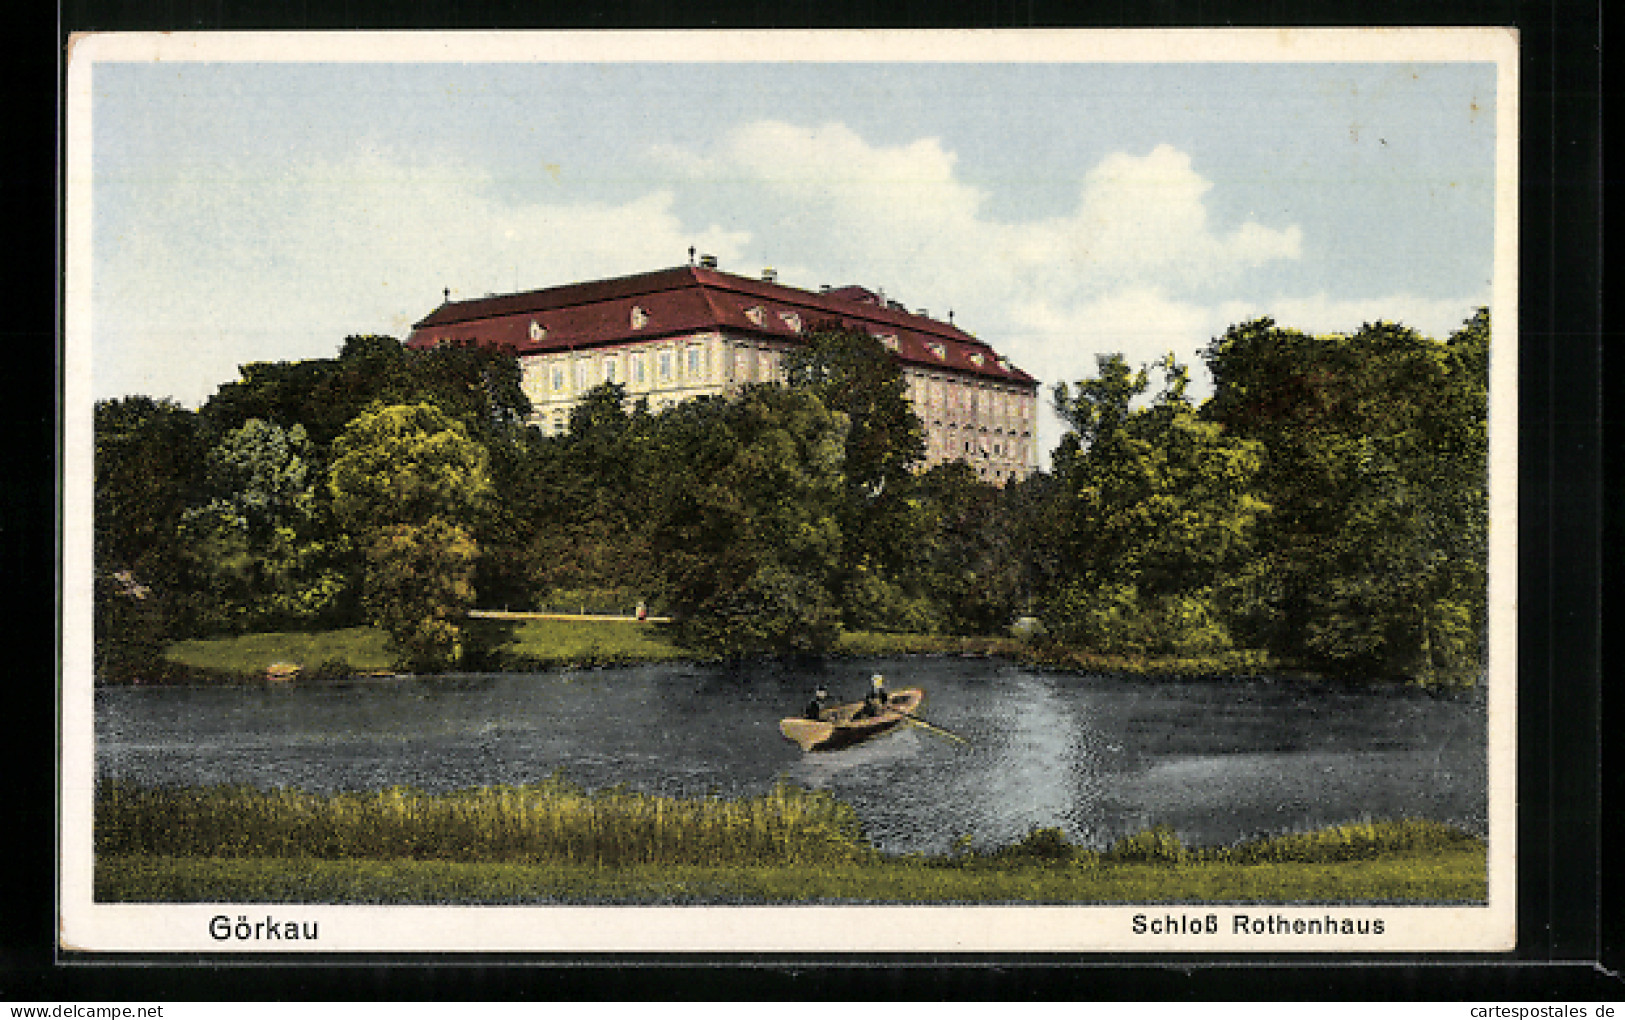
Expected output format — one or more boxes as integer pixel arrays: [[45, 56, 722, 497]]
[[80, 37, 1507, 459]]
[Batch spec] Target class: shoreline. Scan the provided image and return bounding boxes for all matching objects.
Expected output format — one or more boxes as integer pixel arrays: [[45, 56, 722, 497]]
[[92, 781, 1486, 905], [105, 622, 1479, 691]]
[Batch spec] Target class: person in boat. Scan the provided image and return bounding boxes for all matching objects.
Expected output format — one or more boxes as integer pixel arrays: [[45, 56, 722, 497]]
[[804, 686, 830, 721], [856, 674, 890, 718]]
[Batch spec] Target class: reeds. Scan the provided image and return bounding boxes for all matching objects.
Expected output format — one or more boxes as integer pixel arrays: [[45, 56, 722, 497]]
[[95, 777, 871, 867], [1202, 818, 1478, 865]]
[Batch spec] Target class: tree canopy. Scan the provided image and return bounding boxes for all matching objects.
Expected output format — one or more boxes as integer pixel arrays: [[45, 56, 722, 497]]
[[92, 310, 1491, 685]]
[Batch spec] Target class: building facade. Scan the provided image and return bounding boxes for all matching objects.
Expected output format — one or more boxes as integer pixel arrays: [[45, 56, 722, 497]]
[[406, 261, 1041, 482]]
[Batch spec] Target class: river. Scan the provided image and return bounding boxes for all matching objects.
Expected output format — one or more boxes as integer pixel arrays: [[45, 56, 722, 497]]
[[95, 657, 1486, 855]]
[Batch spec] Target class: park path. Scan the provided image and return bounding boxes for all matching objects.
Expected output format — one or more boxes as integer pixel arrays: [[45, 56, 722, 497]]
[[467, 609, 673, 623]]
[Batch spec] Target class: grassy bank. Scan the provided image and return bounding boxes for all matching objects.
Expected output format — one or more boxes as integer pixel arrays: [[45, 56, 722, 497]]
[[502, 618, 692, 668], [164, 626, 395, 677], [96, 847, 1485, 905], [158, 621, 1281, 683], [95, 782, 1485, 904], [159, 619, 691, 680]]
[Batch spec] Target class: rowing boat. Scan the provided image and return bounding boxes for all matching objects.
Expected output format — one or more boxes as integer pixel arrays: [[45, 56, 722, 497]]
[[778, 687, 925, 752]]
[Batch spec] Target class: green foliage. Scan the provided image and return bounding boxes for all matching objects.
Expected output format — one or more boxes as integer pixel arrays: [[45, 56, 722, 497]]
[[1203, 819, 1477, 865], [908, 462, 1027, 635], [95, 779, 872, 868], [784, 327, 933, 628], [328, 404, 496, 671], [1040, 354, 1265, 654], [649, 386, 848, 656], [1043, 583, 1235, 656], [995, 826, 1077, 862], [361, 519, 482, 671], [1107, 824, 1187, 865], [328, 402, 495, 534], [201, 334, 531, 448], [1202, 311, 1490, 682], [93, 397, 210, 674], [180, 419, 354, 633]]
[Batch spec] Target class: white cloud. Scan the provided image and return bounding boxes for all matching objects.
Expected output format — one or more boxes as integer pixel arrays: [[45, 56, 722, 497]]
[[654, 124, 1306, 460], [95, 151, 751, 405], [98, 118, 1481, 472]]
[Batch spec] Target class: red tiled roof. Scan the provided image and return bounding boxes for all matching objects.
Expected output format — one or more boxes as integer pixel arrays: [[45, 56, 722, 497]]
[[407, 265, 1038, 387]]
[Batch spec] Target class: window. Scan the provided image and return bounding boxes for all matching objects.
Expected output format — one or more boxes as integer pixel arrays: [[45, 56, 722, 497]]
[[927, 342, 946, 360], [529, 320, 547, 343], [878, 333, 899, 351], [631, 306, 649, 329], [659, 350, 673, 380], [687, 345, 702, 376], [603, 357, 617, 384], [575, 360, 590, 390], [552, 365, 565, 391], [780, 311, 802, 332], [633, 353, 646, 384], [745, 305, 765, 326]]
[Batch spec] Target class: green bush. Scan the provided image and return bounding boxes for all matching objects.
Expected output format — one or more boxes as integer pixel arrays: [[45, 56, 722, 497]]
[[995, 826, 1076, 862], [1107, 825, 1186, 864]]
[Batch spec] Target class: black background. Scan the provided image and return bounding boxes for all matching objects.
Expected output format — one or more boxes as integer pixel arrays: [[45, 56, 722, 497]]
[[12, 0, 1611, 1000]]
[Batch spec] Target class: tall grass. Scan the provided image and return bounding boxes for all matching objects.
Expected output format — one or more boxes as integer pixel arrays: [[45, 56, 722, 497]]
[[95, 778, 873, 868]]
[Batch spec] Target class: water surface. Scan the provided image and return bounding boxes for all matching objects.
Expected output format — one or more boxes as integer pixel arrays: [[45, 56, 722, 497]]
[[96, 658, 1486, 854]]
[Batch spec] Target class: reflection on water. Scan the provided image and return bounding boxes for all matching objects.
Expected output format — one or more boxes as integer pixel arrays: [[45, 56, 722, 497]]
[[95, 658, 1487, 854]]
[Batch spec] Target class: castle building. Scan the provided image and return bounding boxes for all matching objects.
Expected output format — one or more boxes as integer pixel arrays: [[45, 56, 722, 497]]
[[406, 259, 1041, 481]]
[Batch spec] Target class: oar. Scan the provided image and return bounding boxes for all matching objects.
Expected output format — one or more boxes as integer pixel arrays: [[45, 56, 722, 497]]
[[898, 713, 970, 746]]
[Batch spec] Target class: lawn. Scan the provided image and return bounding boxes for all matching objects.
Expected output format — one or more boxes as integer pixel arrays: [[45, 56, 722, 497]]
[[161, 620, 1280, 680], [165, 626, 394, 674], [96, 847, 1486, 905]]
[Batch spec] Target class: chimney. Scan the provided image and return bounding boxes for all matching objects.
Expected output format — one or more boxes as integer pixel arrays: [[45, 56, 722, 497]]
[[918, 308, 929, 319], [699, 254, 719, 270], [762, 267, 778, 283], [819, 284, 831, 293]]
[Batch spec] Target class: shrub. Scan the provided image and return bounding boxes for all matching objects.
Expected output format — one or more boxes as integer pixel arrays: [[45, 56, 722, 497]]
[[1107, 825, 1186, 864], [996, 826, 1076, 862]]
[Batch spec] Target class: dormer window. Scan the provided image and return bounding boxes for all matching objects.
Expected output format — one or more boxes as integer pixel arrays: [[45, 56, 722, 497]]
[[969, 352, 985, 367], [745, 305, 766, 327], [877, 333, 899, 352], [529, 320, 547, 343], [927, 341, 947, 360], [996, 356, 1011, 372], [779, 311, 802, 332], [631, 306, 649, 329]]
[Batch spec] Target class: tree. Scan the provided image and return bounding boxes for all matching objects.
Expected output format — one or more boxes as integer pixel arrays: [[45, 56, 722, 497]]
[[1201, 312, 1490, 682], [328, 403, 496, 670], [181, 418, 354, 632], [201, 334, 531, 449], [1041, 353, 1267, 655], [784, 325, 926, 626], [361, 519, 481, 672], [93, 397, 208, 674], [647, 386, 847, 656], [908, 462, 1025, 635]]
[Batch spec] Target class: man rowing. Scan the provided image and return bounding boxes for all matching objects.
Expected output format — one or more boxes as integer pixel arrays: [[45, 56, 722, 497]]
[[855, 674, 890, 718]]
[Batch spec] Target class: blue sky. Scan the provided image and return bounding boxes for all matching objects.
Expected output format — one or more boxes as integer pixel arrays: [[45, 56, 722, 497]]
[[81, 36, 1507, 456]]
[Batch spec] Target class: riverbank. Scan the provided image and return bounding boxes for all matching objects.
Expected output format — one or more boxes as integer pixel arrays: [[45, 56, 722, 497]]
[[94, 781, 1485, 904], [147, 620, 1285, 685]]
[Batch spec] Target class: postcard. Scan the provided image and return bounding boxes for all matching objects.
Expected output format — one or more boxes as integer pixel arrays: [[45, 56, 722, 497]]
[[61, 28, 1518, 954]]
